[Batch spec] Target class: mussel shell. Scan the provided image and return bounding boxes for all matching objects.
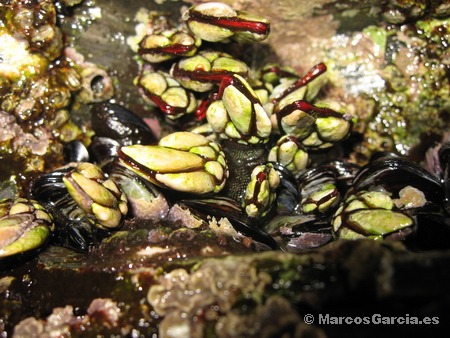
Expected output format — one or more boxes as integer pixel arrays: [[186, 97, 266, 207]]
[[438, 143, 450, 174], [88, 136, 121, 170], [178, 197, 280, 250], [270, 162, 300, 215], [263, 214, 332, 252], [324, 160, 360, 194], [286, 232, 333, 252], [297, 166, 336, 198], [63, 140, 90, 163], [91, 102, 157, 146], [438, 143, 450, 214], [52, 205, 100, 252], [263, 213, 330, 235], [31, 166, 72, 204], [352, 157, 444, 205]]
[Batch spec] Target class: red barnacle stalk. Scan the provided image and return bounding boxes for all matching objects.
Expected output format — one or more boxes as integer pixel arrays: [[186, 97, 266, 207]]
[[194, 98, 209, 121], [256, 170, 267, 183], [138, 84, 188, 117], [215, 74, 261, 104], [272, 63, 327, 107], [188, 11, 270, 36], [261, 65, 298, 80], [171, 63, 248, 85], [294, 63, 327, 88], [276, 99, 346, 122], [138, 43, 195, 57], [253, 171, 267, 201], [194, 75, 236, 121], [215, 74, 234, 99]]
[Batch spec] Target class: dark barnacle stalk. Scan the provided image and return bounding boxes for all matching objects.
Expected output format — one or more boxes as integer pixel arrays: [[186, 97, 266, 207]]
[[270, 62, 328, 112], [218, 140, 267, 203]]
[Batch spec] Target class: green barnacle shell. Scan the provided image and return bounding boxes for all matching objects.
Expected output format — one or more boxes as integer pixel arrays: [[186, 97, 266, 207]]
[[232, 10, 270, 43], [302, 183, 339, 214], [223, 84, 253, 134], [139, 34, 174, 63], [243, 164, 280, 218], [161, 87, 192, 109], [119, 132, 228, 195], [173, 51, 249, 92], [274, 99, 353, 150], [347, 209, 413, 237], [175, 54, 215, 92], [138, 71, 168, 96], [0, 198, 53, 258], [315, 116, 351, 142], [314, 102, 352, 144], [208, 74, 271, 145], [206, 100, 228, 133], [267, 135, 309, 174], [139, 30, 201, 63], [183, 2, 270, 43], [211, 55, 248, 74], [183, 2, 236, 42], [332, 190, 414, 240], [279, 108, 316, 139], [63, 162, 128, 230], [137, 70, 197, 119]]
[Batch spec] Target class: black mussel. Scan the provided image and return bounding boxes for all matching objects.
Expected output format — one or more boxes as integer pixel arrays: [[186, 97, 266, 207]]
[[63, 140, 90, 163], [91, 102, 157, 146], [48, 198, 105, 252], [177, 197, 280, 250], [438, 143, 450, 214], [263, 214, 332, 252], [369, 151, 400, 162], [88, 136, 121, 170], [323, 160, 360, 195], [271, 162, 300, 215]]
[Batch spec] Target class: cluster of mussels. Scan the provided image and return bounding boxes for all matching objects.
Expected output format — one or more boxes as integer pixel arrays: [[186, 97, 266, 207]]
[[2, 2, 450, 262]]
